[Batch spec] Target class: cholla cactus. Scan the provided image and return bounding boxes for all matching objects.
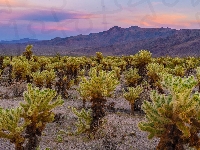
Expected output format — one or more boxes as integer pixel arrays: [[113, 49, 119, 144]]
[[31, 71, 46, 88], [23, 45, 33, 60], [71, 107, 92, 134], [112, 66, 121, 80], [185, 56, 198, 76], [55, 70, 74, 99], [11, 56, 31, 82], [29, 60, 40, 72], [146, 63, 166, 93], [78, 67, 119, 132], [96, 52, 103, 64], [123, 86, 143, 115], [43, 69, 56, 88], [171, 65, 185, 77], [196, 67, 200, 92], [20, 83, 64, 149], [37, 56, 51, 72], [132, 50, 152, 67], [138, 74, 200, 149], [2, 56, 11, 68], [131, 50, 152, 78], [31, 69, 56, 89], [0, 107, 27, 150], [124, 68, 141, 87]]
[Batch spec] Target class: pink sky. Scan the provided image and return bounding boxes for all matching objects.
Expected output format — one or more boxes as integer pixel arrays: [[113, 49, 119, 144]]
[[0, 0, 200, 40]]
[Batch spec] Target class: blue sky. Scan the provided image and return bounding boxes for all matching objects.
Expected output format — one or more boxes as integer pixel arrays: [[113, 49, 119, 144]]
[[0, 0, 200, 40]]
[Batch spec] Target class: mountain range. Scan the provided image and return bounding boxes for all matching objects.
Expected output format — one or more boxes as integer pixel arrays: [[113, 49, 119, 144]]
[[1, 26, 200, 57], [0, 38, 38, 44]]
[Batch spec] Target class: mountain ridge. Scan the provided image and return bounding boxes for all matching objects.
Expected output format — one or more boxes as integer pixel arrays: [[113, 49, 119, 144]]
[[1, 26, 200, 57]]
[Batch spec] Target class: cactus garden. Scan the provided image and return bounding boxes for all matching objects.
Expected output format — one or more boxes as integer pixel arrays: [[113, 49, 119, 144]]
[[1, 46, 200, 149]]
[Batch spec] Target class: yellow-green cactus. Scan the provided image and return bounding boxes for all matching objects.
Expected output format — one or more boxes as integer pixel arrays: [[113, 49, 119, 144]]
[[196, 67, 200, 92], [123, 86, 143, 115], [78, 67, 119, 132], [20, 83, 64, 149], [0, 107, 28, 150], [96, 52, 103, 64], [146, 62, 166, 93], [139, 74, 200, 149], [124, 68, 141, 87], [171, 65, 185, 77], [23, 45, 33, 60], [31, 71, 46, 88], [2, 56, 11, 68], [78, 67, 119, 100], [71, 107, 92, 134], [11, 56, 31, 82]]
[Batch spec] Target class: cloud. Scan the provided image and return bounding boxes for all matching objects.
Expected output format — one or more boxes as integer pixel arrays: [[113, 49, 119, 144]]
[[18, 9, 96, 22], [117, 13, 198, 29], [0, 7, 99, 22], [0, 0, 30, 8]]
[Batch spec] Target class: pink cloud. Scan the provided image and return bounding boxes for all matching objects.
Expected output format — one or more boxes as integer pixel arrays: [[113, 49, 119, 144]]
[[0, 8, 99, 22], [117, 13, 199, 29]]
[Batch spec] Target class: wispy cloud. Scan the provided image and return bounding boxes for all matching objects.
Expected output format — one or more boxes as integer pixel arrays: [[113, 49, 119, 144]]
[[19, 10, 83, 22], [117, 13, 196, 29], [0, 8, 98, 22]]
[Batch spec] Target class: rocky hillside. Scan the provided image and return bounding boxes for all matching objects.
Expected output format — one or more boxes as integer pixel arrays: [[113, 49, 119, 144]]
[[1, 26, 200, 57]]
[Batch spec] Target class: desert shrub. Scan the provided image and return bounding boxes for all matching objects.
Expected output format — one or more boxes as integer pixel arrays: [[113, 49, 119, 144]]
[[78, 67, 119, 133], [0, 84, 64, 150], [123, 86, 143, 115], [139, 74, 200, 149]]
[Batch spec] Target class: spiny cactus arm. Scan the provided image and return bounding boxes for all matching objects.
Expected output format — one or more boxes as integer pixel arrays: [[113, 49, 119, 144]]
[[176, 121, 191, 137], [196, 67, 200, 86], [23, 45, 33, 60], [175, 92, 200, 127], [138, 90, 174, 139], [161, 74, 198, 116], [2, 56, 11, 68], [31, 71, 45, 87], [45, 95, 64, 111], [161, 74, 200, 137], [172, 65, 185, 77], [11, 57, 31, 80], [103, 70, 119, 97], [20, 84, 64, 127], [78, 68, 119, 100], [138, 122, 165, 139], [42, 69, 56, 87], [71, 107, 92, 134], [123, 86, 143, 104], [142, 100, 172, 125], [131, 50, 152, 67], [139, 105, 172, 139], [161, 74, 197, 94], [0, 107, 28, 147], [147, 63, 168, 92], [124, 68, 141, 86], [185, 57, 197, 70], [78, 77, 93, 99], [29, 61, 40, 72], [22, 84, 64, 112], [112, 66, 121, 80]]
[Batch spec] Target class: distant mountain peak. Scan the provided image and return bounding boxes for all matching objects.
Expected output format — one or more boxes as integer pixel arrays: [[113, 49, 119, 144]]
[[0, 38, 38, 44], [108, 26, 121, 31], [1, 26, 200, 57]]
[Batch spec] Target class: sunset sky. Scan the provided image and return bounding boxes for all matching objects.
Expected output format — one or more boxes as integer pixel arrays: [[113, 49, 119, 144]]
[[0, 0, 200, 40]]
